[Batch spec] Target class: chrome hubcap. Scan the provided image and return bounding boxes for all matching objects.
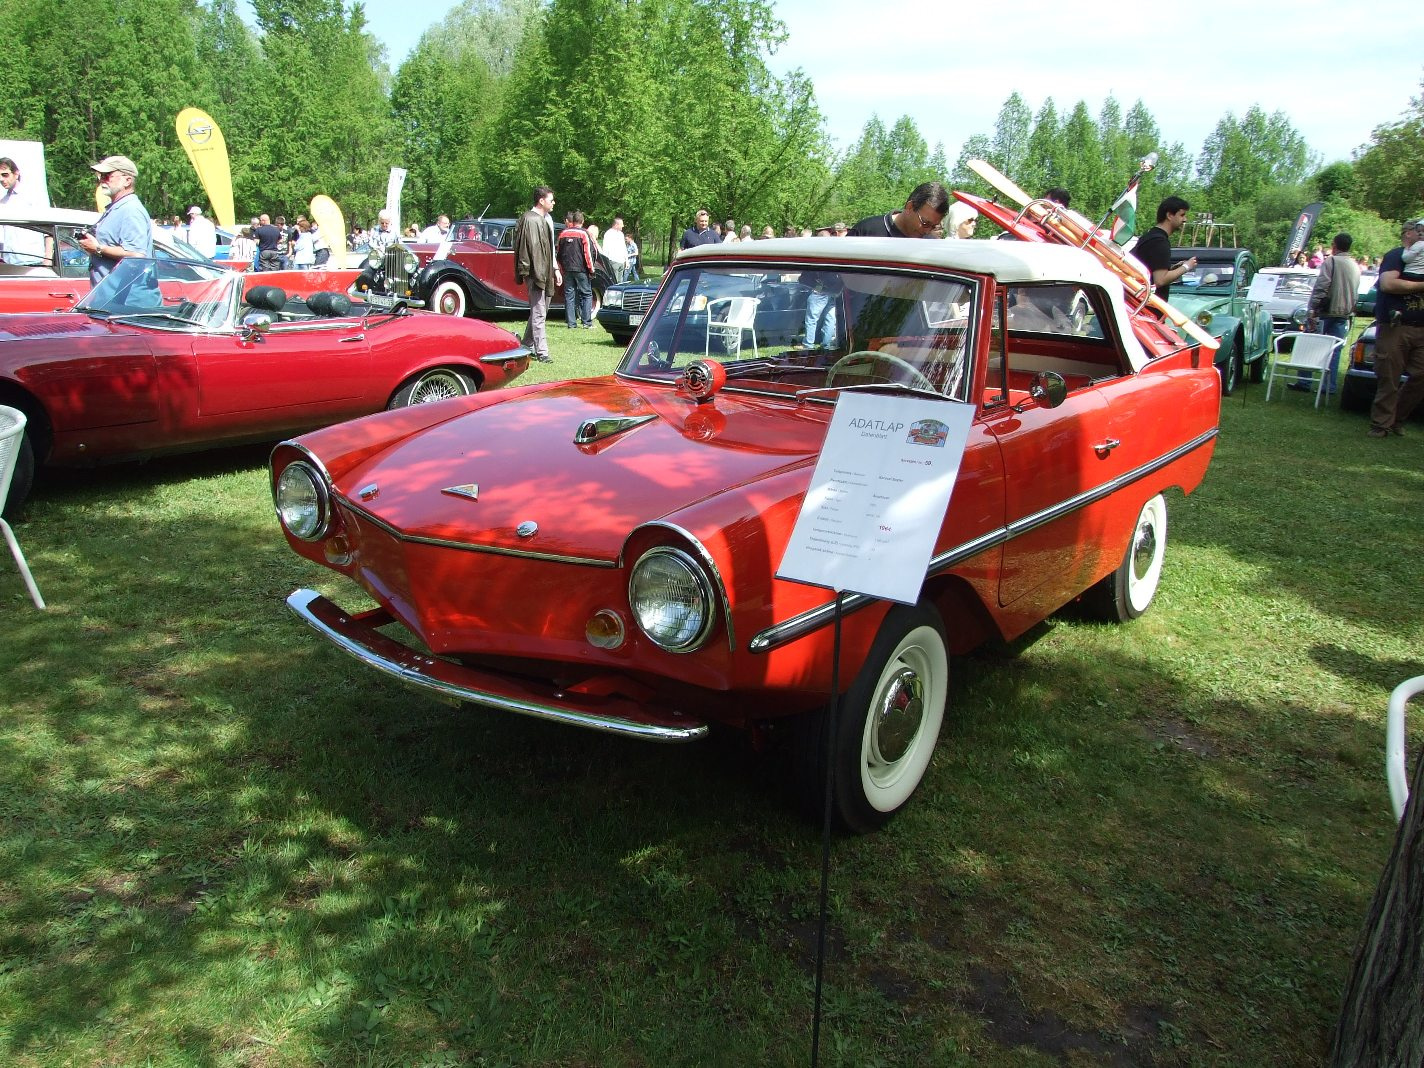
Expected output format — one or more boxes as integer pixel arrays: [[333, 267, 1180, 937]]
[[871, 667, 923, 767], [1132, 520, 1157, 580]]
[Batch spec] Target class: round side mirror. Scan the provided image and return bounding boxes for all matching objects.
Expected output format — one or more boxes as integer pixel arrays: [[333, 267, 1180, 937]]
[[240, 311, 273, 335], [1029, 371, 1068, 408]]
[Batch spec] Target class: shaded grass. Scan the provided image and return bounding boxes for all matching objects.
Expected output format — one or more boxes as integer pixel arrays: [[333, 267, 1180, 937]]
[[1, 336, 1421, 1066]]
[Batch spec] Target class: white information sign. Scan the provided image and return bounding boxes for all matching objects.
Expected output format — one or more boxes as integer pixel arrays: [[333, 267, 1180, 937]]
[[778, 392, 975, 605], [1246, 273, 1281, 302]]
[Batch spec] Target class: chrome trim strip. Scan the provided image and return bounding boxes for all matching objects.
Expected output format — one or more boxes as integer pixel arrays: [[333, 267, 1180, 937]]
[[480, 346, 532, 364], [338, 497, 618, 567], [637, 522, 737, 653], [748, 427, 1219, 653], [287, 588, 707, 742]]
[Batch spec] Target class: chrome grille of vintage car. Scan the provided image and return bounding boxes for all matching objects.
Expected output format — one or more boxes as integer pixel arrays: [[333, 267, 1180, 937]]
[[384, 243, 411, 292], [623, 290, 657, 314]]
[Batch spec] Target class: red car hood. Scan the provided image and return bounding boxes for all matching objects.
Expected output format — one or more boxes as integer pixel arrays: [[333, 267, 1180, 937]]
[[0, 312, 123, 346], [332, 378, 829, 561]]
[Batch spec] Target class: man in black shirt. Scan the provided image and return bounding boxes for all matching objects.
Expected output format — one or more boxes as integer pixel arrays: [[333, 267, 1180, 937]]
[[252, 213, 283, 272], [848, 181, 949, 238], [1131, 196, 1197, 301]]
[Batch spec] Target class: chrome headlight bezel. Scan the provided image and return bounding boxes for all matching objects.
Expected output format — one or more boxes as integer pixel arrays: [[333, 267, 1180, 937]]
[[276, 461, 331, 541], [629, 547, 716, 653]]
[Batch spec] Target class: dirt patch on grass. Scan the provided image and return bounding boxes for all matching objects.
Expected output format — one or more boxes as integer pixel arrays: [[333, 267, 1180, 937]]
[[1140, 717, 1218, 758]]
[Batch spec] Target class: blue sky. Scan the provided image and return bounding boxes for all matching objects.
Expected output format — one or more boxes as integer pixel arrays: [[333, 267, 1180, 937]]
[[306, 0, 1419, 167]]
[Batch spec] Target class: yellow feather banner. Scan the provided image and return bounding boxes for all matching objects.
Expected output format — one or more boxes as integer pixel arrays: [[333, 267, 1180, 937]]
[[309, 195, 347, 268], [176, 107, 235, 229]]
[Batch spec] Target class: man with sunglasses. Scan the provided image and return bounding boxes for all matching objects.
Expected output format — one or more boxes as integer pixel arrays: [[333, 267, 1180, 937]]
[[78, 154, 151, 284], [847, 181, 949, 238]]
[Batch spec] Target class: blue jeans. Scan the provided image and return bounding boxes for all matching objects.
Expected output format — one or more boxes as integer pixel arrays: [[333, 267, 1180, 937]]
[[804, 289, 837, 347], [1300, 316, 1349, 392], [564, 272, 592, 327]]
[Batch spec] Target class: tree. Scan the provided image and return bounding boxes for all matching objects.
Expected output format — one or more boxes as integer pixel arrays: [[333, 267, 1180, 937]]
[[987, 91, 1033, 181], [1196, 106, 1315, 212], [245, 0, 397, 225], [1353, 77, 1424, 223], [1328, 741, 1424, 1066]]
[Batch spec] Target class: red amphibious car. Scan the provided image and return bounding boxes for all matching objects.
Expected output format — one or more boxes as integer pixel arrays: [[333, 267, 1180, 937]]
[[274, 188, 1222, 831]]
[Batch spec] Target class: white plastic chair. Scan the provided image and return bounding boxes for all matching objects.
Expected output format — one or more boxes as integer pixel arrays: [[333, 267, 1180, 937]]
[[0, 405, 45, 609], [705, 296, 759, 360], [1387, 676, 1424, 821], [1264, 331, 1344, 408]]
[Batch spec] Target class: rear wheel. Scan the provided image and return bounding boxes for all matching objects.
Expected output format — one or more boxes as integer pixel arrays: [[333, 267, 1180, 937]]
[[2, 426, 34, 520], [1084, 494, 1168, 622], [430, 279, 469, 317], [388, 368, 477, 408], [794, 603, 949, 833]]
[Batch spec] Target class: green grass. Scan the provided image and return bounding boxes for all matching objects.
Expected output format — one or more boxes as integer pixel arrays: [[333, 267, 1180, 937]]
[[1, 327, 1421, 1066]]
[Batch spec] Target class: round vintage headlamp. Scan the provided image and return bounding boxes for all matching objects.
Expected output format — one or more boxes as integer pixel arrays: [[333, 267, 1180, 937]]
[[1195, 310, 1213, 328], [629, 547, 715, 652], [276, 462, 330, 541]]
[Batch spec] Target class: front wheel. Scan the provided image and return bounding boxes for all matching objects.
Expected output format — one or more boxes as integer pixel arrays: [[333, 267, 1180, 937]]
[[429, 279, 469, 318], [1219, 345, 1242, 397], [795, 603, 949, 833], [1084, 494, 1168, 622], [387, 368, 477, 409]]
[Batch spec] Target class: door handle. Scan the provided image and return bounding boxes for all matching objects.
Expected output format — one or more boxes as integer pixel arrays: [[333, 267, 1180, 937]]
[[338, 335, 366, 343], [1093, 438, 1120, 455]]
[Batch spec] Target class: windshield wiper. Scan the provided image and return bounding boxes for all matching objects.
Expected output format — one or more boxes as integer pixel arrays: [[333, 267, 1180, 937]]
[[795, 382, 949, 401], [104, 312, 203, 327]]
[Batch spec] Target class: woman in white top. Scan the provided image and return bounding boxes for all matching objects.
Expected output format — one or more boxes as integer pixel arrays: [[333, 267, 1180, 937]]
[[292, 219, 316, 267]]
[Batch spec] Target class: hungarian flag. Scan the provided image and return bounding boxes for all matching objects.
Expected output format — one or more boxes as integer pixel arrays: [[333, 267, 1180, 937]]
[[1108, 178, 1138, 246]]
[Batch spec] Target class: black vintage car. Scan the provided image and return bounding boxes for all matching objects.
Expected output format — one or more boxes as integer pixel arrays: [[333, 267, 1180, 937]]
[[356, 218, 616, 319], [598, 270, 813, 348]]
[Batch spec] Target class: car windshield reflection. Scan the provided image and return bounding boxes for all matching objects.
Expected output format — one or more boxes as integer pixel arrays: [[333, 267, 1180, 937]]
[[75, 257, 237, 330], [616, 265, 979, 401], [1175, 258, 1237, 294]]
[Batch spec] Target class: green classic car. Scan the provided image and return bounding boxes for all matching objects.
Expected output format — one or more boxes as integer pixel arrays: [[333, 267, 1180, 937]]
[[1168, 247, 1273, 396]]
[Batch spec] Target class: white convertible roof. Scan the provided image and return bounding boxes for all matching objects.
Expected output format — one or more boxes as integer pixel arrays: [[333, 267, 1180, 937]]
[[679, 236, 1155, 370]]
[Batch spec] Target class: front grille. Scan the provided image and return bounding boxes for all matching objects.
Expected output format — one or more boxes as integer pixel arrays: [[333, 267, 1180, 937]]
[[384, 243, 412, 295], [623, 290, 657, 314]]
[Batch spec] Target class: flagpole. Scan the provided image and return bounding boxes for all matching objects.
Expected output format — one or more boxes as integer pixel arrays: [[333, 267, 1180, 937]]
[[1096, 152, 1158, 240]]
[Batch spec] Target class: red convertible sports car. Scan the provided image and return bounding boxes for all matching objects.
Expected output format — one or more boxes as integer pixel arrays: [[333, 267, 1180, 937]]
[[0, 206, 360, 315], [0, 256, 530, 515], [273, 199, 1221, 832]]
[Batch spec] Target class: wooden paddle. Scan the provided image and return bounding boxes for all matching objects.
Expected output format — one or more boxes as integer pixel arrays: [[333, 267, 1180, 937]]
[[966, 159, 1219, 351]]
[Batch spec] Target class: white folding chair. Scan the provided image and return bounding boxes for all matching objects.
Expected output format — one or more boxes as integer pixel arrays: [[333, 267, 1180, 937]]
[[0, 405, 45, 609], [1264, 332, 1344, 409], [705, 296, 759, 360]]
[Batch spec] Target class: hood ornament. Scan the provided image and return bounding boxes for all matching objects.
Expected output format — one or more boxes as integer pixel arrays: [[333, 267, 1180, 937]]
[[441, 483, 479, 501], [574, 414, 657, 445]]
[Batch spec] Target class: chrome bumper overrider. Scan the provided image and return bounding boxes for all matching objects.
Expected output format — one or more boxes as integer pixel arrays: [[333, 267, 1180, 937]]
[[286, 589, 708, 742]]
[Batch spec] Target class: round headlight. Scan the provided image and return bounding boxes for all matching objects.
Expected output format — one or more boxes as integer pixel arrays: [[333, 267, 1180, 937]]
[[629, 548, 715, 652], [1195, 311, 1213, 328], [276, 462, 330, 541]]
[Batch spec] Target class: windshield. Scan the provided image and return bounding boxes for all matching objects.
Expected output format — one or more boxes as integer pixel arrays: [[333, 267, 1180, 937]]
[[76, 257, 239, 329], [1270, 273, 1317, 298], [616, 264, 979, 401], [1173, 256, 1238, 295]]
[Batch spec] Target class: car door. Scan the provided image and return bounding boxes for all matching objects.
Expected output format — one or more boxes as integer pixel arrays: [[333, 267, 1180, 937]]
[[982, 285, 1133, 619], [1234, 251, 1270, 359], [196, 315, 373, 429], [0, 224, 87, 313]]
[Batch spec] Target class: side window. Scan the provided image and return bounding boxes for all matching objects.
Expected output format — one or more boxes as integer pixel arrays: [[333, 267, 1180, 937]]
[[1238, 255, 1257, 292], [1005, 284, 1104, 338]]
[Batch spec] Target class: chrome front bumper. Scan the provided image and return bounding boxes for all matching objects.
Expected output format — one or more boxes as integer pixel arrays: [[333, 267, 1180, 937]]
[[287, 588, 708, 742]]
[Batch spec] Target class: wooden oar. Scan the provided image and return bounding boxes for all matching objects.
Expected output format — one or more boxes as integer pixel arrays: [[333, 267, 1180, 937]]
[[966, 159, 1219, 351]]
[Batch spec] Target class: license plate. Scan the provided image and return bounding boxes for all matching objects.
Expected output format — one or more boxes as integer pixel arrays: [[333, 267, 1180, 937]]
[[628, 314, 643, 326]]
